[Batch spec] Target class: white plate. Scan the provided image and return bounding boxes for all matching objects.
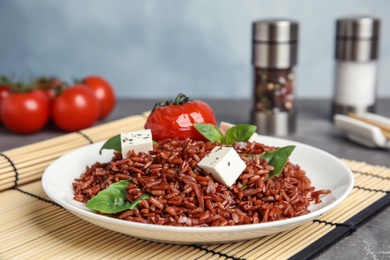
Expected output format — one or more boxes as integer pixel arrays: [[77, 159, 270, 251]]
[[42, 135, 354, 244]]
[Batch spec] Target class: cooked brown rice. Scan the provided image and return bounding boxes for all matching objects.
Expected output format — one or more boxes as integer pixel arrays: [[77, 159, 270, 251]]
[[73, 138, 330, 226]]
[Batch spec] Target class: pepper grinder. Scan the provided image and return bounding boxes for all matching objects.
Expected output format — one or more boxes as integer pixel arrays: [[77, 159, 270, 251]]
[[251, 19, 298, 136], [331, 16, 380, 117]]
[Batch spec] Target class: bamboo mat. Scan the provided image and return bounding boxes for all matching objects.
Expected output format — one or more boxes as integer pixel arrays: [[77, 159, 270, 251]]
[[1, 113, 389, 260]]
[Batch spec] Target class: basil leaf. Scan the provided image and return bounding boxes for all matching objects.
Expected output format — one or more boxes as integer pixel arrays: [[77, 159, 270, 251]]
[[194, 123, 224, 143], [129, 193, 151, 209], [259, 145, 295, 178], [99, 134, 121, 154], [86, 180, 152, 214], [224, 124, 257, 145], [86, 180, 132, 213], [194, 123, 257, 145]]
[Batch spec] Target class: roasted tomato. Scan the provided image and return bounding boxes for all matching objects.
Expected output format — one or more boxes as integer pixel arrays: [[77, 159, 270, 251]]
[[144, 93, 217, 140]]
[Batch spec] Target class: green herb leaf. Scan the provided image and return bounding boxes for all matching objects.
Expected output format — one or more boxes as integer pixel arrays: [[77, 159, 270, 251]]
[[86, 180, 132, 213], [259, 145, 296, 178], [194, 123, 257, 145], [86, 180, 151, 214], [224, 124, 257, 145], [128, 193, 151, 209], [99, 134, 121, 154], [193, 123, 224, 143]]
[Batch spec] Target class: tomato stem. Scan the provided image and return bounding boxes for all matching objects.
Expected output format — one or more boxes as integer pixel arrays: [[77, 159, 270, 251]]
[[174, 93, 189, 105], [152, 93, 190, 112]]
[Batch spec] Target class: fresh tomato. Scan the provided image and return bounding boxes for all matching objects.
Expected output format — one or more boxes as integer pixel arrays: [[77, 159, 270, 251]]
[[144, 93, 217, 140], [1, 89, 50, 134], [82, 75, 115, 119], [0, 85, 11, 124], [35, 76, 66, 102], [51, 84, 99, 132]]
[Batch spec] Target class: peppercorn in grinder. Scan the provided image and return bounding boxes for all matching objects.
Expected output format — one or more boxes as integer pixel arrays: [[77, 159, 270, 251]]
[[251, 19, 298, 136]]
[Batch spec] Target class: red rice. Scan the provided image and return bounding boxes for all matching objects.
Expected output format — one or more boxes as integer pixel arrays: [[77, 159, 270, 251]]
[[73, 138, 331, 226]]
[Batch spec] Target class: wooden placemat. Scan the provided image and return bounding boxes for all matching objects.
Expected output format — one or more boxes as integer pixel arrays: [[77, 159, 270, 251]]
[[1, 113, 389, 260]]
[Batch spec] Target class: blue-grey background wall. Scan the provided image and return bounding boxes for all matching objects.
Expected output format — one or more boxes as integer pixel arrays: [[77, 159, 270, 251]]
[[0, 0, 389, 99]]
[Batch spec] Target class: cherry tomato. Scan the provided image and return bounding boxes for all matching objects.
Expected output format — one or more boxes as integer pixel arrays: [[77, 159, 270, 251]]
[[52, 84, 99, 132], [82, 75, 115, 119], [1, 89, 50, 134], [35, 76, 66, 102], [144, 93, 217, 140], [0, 85, 11, 124]]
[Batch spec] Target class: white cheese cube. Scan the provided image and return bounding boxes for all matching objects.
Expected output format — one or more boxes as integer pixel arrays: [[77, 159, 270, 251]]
[[198, 146, 246, 187], [121, 129, 153, 157]]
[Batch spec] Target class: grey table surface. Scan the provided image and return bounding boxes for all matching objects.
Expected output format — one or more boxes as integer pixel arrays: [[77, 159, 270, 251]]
[[1, 98, 389, 259]]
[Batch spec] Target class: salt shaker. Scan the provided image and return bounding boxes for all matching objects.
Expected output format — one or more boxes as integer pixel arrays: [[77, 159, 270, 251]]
[[251, 19, 298, 136], [331, 16, 380, 117]]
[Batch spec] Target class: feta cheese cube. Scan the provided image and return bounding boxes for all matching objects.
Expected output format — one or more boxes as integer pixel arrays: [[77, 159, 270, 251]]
[[121, 129, 153, 157], [198, 146, 246, 187]]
